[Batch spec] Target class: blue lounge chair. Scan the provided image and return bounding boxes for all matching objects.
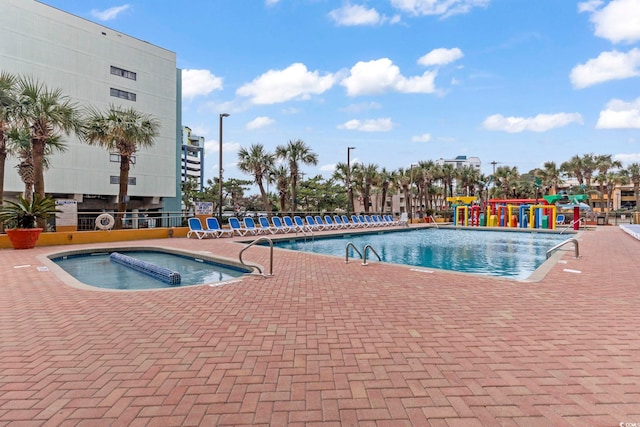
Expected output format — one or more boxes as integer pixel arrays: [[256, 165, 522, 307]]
[[229, 217, 250, 236], [205, 217, 233, 238], [341, 214, 358, 228], [363, 215, 377, 227], [294, 216, 313, 232], [314, 215, 331, 230], [333, 215, 347, 229], [271, 216, 290, 233], [324, 215, 340, 229], [283, 216, 297, 231], [258, 216, 276, 234], [359, 215, 374, 227], [384, 214, 398, 225], [243, 217, 262, 235], [187, 217, 217, 239]]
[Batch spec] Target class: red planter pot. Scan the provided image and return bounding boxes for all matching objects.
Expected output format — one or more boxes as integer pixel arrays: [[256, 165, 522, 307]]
[[6, 228, 43, 249]]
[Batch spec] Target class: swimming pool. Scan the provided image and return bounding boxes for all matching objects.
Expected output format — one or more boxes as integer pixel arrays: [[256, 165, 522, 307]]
[[272, 228, 570, 279], [50, 248, 250, 290]]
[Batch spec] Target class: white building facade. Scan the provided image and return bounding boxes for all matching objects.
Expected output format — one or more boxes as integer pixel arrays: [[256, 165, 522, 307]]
[[181, 127, 205, 192], [0, 0, 181, 213]]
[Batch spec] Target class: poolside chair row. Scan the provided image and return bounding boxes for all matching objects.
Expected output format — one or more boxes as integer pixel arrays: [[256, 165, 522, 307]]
[[188, 214, 401, 239]]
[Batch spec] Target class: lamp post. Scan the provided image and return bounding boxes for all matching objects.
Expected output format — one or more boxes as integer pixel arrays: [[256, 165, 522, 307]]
[[410, 164, 417, 221], [347, 146, 356, 216], [218, 113, 230, 222]]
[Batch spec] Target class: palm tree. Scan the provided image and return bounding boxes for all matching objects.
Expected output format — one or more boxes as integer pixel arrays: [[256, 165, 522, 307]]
[[594, 154, 622, 211], [0, 71, 18, 209], [537, 161, 563, 195], [561, 155, 585, 187], [275, 139, 318, 212], [493, 165, 519, 198], [237, 143, 275, 214], [457, 165, 480, 197], [7, 129, 66, 200], [626, 163, 640, 210], [270, 164, 290, 213], [13, 77, 82, 205], [83, 104, 160, 229], [358, 163, 378, 214], [377, 167, 393, 214], [394, 167, 412, 217], [332, 161, 351, 212], [439, 163, 456, 201]]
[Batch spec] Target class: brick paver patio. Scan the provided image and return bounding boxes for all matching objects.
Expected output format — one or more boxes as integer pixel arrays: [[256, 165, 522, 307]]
[[1, 225, 639, 426]]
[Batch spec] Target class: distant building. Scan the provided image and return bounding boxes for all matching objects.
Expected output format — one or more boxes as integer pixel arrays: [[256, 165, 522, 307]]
[[435, 155, 481, 171], [181, 127, 205, 191], [0, 0, 182, 214]]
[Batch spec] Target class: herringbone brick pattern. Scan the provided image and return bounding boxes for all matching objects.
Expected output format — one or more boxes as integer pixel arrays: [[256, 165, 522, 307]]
[[1, 226, 639, 426]]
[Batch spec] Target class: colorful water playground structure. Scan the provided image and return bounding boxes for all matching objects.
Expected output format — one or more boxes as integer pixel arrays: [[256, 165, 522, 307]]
[[448, 194, 589, 230]]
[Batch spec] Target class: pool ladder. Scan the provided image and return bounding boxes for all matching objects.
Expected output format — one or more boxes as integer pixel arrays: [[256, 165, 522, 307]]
[[546, 238, 579, 259], [345, 242, 381, 266], [239, 236, 274, 276]]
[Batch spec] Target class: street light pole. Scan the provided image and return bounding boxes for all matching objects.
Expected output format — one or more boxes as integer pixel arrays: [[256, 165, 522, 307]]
[[410, 164, 417, 222], [347, 146, 356, 216], [218, 113, 230, 222]]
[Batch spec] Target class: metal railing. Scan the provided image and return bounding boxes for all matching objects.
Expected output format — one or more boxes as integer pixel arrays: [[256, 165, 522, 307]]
[[345, 242, 363, 263], [546, 238, 579, 259], [362, 244, 381, 266], [238, 236, 274, 276], [429, 215, 439, 228], [559, 217, 586, 234]]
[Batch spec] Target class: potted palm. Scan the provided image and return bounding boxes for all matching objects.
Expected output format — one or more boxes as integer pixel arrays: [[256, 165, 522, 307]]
[[0, 194, 60, 249]]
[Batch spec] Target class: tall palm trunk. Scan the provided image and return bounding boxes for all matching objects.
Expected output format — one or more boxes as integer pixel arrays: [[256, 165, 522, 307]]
[[116, 155, 131, 229]]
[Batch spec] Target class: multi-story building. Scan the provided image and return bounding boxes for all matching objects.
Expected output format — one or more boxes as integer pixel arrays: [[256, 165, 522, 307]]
[[181, 127, 205, 192], [435, 155, 481, 172], [1, 0, 182, 214]]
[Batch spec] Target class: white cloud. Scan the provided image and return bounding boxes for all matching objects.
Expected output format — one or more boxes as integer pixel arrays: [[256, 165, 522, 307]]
[[578, 0, 603, 13], [482, 113, 583, 133], [341, 58, 437, 96], [391, 0, 490, 18], [265, 0, 280, 6], [329, 4, 383, 26], [587, 0, 640, 43], [246, 116, 275, 130], [340, 102, 383, 113], [615, 153, 640, 163], [570, 48, 640, 88], [182, 69, 223, 99], [205, 140, 241, 155], [338, 118, 394, 132], [237, 63, 337, 104], [412, 133, 432, 142], [90, 5, 130, 21], [596, 97, 640, 128], [320, 163, 336, 172], [418, 48, 464, 66]]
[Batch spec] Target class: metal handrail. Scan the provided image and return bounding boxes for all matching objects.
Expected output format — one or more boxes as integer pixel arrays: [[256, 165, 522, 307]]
[[362, 244, 381, 266], [345, 242, 363, 263], [546, 238, 579, 259], [429, 215, 439, 228], [560, 217, 586, 234], [238, 236, 274, 276]]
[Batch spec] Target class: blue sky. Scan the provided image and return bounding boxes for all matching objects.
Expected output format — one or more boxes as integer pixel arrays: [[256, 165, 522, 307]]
[[43, 0, 640, 182]]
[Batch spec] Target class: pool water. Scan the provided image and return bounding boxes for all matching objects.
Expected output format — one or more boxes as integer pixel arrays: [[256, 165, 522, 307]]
[[52, 250, 249, 290], [273, 228, 569, 279]]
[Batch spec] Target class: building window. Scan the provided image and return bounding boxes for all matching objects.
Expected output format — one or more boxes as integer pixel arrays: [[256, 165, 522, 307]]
[[110, 87, 136, 101], [110, 176, 136, 185], [110, 153, 136, 164], [110, 66, 137, 80]]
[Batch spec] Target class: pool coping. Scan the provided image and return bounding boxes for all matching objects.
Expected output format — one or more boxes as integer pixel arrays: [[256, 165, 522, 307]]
[[37, 245, 257, 292]]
